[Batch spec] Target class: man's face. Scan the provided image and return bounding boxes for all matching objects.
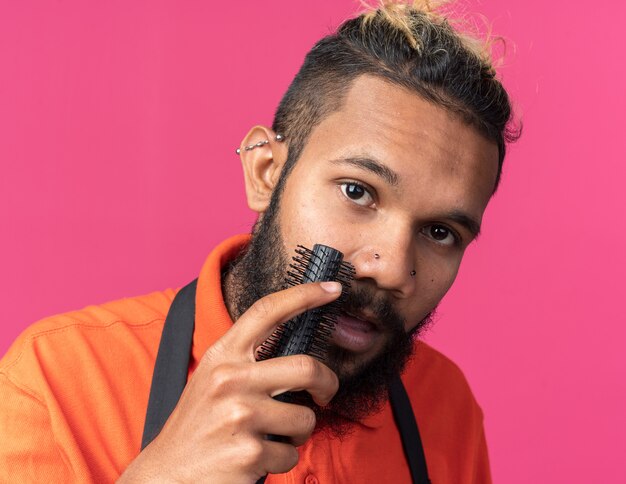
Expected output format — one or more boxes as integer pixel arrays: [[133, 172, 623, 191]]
[[275, 75, 499, 367], [232, 74, 498, 431]]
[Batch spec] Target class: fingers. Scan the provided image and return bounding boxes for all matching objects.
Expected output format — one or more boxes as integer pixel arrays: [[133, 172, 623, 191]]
[[249, 355, 339, 406], [174, 282, 343, 480], [221, 281, 342, 358], [260, 440, 300, 475], [253, 399, 317, 447], [198, 355, 338, 409]]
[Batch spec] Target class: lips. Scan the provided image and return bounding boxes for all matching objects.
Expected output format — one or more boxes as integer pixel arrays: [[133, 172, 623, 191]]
[[331, 311, 381, 353]]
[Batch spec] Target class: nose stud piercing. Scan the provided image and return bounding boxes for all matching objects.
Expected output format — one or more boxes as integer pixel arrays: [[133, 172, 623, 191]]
[[372, 252, 414, 277], [235, 134, 285, 154], [374, 254, 410, 277]]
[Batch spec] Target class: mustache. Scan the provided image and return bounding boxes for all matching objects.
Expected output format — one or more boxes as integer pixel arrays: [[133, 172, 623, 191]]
[[339, 285, 405, 333]]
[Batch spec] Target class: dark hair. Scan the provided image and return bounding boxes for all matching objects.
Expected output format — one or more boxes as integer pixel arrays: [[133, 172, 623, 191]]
[[271, 2, 520, 192]]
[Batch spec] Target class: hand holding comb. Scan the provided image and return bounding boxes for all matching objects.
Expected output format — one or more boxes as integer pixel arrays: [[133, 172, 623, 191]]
[[257, 244, 355, 362], [256, 244, 355, 444]]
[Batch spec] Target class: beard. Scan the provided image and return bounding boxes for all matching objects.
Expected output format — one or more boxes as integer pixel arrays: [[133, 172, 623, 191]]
[[223, 186, 435, 437]]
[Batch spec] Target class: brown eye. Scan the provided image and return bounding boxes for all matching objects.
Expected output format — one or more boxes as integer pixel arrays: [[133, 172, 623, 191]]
[[421, 224, 457, 246], [346, 184, 364, 199], [431, 226, 449, 240], [340, 182, 374, 207]]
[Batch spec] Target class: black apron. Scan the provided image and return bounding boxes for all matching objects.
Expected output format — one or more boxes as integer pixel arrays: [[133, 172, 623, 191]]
[[141, 280, 430, 483]]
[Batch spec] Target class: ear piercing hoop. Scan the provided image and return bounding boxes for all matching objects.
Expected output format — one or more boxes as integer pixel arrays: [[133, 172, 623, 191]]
[[236, 134, 285, 154]]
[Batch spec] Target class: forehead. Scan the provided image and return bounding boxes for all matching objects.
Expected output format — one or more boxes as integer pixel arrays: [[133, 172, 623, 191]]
[[296, 75, 499, 215]]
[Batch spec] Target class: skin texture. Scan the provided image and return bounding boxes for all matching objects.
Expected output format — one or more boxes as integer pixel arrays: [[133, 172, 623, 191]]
[[118, 75, 499, 483]]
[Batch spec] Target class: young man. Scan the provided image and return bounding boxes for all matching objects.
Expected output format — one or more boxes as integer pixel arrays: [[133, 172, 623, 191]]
[[0, 2, 518, 482]]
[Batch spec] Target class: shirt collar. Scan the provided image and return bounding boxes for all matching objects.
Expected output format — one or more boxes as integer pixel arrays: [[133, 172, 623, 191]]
[[191, 234, 250, 365]]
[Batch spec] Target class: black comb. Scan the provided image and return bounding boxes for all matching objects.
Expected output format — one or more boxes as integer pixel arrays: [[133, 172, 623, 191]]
[[254, 245, 355, 456], [257, 244, 355, 362]]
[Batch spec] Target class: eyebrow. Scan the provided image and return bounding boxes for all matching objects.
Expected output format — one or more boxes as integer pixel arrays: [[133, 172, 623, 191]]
[[447, 210, 482, 240], [328, 155, 481, 240], [328, 156, 399, 187]]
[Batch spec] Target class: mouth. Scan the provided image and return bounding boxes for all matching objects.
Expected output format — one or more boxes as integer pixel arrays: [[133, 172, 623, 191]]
[[331, 310, 381, 354]]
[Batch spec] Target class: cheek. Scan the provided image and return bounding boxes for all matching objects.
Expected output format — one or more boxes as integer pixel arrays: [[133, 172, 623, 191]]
[[413, 256, 462, 310], [433, 259, 461, 294], [278, 177, 353, 251], [429, 271, 457, 300], [277, 178, 334, 250]]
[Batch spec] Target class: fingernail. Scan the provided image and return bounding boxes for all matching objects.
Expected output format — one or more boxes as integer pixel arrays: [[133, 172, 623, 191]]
[[320, 281, 342, 293]]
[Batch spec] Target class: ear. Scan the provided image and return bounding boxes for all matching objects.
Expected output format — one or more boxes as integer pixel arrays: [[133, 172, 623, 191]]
[[238, 126, 288, 213]]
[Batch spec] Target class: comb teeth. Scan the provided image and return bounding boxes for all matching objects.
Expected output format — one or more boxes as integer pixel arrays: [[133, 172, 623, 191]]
[[257, 244, 355, 363]]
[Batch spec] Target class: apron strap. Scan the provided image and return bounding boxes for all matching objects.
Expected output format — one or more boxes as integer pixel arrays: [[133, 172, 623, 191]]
[[389, 374, 431, 484], [141, 279, 197, 450], [141, 279, 430, 483]]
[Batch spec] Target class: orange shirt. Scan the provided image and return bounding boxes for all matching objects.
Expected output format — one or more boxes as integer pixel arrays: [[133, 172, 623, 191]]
[[0, 235, 491, 483]]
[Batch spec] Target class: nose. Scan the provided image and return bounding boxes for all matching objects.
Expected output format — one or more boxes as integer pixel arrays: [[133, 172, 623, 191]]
[[348, 224, 417, 298]]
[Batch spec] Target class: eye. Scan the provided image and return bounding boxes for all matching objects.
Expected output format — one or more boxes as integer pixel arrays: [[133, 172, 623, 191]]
[[421, 224, 459, 247], [339, 182, 375, 207]]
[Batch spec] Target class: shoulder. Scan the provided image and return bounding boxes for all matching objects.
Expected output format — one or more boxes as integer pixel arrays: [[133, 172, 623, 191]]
[[401, 341, 492, 481], [407, 341, 479, 392], [0, 289, 177, 400], [403, 340, 484, 422]]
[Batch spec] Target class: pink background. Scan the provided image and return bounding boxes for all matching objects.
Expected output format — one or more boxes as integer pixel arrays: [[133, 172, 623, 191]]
[[1, 1, 625, 482]]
